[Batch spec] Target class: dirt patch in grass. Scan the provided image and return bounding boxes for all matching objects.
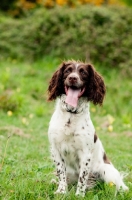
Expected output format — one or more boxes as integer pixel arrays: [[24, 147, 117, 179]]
[[0, 126, 31, 138], [123, 131, 132, 138]]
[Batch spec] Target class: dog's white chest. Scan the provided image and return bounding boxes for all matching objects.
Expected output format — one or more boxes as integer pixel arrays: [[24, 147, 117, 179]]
[[49, 109, 95, 158]]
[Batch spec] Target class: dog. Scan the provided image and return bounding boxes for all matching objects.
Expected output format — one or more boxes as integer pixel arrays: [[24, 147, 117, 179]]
[[47, 60, 128, 196]]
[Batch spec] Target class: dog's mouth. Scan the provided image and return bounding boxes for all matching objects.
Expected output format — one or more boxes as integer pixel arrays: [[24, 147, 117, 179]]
[[65, 86, 85, 108]]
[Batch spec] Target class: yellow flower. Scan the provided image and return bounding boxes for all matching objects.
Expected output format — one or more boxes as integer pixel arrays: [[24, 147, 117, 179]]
[[56, 0, 67, 5], [16, 88, 21, 92], [0, 84, 4, 90], [96, 126, 101, 131], [108, 125, 113, 132], [7, 111, 13, 116], [29, 114, 34, 119], [109, 182, 114, 187], [91, 107, 96, 113], [107, 114, 115, 125], [22, 117, 28, 125], [44, 0, 54, 7], [93, 0, 104, 6]]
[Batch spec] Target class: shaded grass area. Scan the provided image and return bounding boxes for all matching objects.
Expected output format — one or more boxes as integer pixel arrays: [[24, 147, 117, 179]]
[[0, 57, 132, 199]]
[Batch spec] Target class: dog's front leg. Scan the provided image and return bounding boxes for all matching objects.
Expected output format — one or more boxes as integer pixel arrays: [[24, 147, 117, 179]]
[[76, 153, 92, 197], [52, 148, 67, 194]]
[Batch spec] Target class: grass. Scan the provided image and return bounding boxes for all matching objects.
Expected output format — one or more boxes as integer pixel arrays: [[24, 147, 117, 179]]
[[0, 57, 132, 200]]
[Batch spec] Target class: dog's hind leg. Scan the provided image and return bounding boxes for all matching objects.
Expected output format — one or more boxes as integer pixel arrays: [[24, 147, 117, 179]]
[[99, 164, 129, 191]]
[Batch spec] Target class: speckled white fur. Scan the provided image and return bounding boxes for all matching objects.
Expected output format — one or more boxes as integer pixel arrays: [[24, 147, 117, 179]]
[[48, 96, 128, 196]]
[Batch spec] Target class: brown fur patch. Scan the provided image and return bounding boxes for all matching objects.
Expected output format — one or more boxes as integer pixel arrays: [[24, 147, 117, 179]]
[[94, 133, 98, 143], [103, 152, 110, 164]]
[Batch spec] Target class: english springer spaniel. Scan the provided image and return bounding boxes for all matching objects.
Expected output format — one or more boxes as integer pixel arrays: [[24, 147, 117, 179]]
[[48, 60, 128, 197]]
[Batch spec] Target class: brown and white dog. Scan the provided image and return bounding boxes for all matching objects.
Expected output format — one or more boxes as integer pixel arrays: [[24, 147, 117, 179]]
[[48, 60, 128, 197]]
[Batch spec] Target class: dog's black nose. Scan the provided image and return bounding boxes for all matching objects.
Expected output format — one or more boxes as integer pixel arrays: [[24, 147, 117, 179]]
[[69, 75, 78, 83]]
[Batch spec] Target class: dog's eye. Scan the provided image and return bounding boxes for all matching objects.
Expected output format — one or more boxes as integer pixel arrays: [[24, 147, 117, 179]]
[[65, 68, 72, 74], [82, 71, 86, 75], [79, 69, 87, 76]]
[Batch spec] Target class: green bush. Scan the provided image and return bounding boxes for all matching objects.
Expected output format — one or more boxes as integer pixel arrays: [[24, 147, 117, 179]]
[[122, 0, 132, 6], [0, 0, 16, 11], [0, 5, 132, 74], [0, 91, 23, 112]]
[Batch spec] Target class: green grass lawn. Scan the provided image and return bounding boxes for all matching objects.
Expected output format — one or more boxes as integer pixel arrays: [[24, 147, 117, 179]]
[[0, 57, 132, 200]]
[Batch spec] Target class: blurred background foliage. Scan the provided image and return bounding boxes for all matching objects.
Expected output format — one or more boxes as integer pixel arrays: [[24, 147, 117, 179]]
[[0, 0, 132, 76], [0, 0, 131, 15]]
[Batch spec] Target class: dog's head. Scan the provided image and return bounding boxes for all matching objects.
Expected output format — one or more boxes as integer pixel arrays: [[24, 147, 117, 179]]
[[48, 61, 106, 107]]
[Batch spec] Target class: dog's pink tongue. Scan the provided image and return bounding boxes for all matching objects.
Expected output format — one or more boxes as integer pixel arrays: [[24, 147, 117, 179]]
[[65, 88, 81, 108]]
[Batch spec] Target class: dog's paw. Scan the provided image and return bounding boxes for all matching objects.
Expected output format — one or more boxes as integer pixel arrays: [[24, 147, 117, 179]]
[[75, 190, 85, 197], [54, 189, 66, 194], [55, 183, 67, 195]]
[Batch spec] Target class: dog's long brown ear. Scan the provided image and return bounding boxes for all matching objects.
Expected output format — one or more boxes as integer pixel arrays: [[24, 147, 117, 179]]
[[48, 62, 66, 101], [86, 64, 106, 105]]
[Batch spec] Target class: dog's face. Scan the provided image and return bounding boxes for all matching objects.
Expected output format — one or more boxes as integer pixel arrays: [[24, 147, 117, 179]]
[[63, 62, 90, 107], [48, 61, 106, 106], [64, 62, 87, 92]]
